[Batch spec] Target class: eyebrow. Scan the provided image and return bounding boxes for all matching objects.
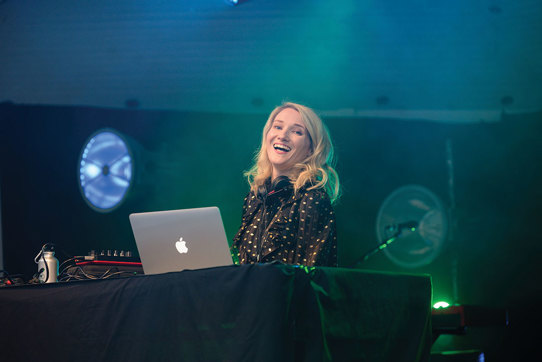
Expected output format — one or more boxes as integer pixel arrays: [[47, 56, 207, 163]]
[[273, 119, 306, 129]]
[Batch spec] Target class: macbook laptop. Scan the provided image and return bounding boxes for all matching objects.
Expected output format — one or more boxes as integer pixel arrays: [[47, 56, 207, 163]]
[[129, 207, 233, 274]]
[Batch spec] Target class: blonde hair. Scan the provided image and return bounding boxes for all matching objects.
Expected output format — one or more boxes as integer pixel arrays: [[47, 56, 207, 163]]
[[245, 102, 340, 203]]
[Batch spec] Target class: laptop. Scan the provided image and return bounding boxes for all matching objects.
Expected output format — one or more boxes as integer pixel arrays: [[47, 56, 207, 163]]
[[129, 207, 233, 274]]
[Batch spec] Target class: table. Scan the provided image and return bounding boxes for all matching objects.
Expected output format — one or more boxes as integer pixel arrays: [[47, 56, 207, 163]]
[[0, 264, 431, 362]]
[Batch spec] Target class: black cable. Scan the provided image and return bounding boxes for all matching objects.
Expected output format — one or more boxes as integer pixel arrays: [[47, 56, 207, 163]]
[[102, 271, 137, 279], [42, 248, 50, 283], [58, 257, 78, 276]]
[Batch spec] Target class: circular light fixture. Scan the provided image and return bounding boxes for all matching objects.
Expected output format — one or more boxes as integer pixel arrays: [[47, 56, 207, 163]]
[[376, 184, 448, 268], [78, 129, 133, 212]]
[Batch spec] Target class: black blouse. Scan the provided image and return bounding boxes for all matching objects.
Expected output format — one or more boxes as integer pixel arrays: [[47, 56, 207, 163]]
[[231, 185, 337, 267]]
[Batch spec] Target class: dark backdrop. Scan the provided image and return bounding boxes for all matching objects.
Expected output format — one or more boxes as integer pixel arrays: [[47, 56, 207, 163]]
[[1, 103, 541, 357]]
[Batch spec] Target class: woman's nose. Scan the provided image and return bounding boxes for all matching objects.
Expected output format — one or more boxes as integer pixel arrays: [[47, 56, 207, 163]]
[[278, 129, 289, 140]]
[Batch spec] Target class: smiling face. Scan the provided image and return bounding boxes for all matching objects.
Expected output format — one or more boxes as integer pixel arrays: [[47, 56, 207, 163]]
[[265, 107, 312, 179]]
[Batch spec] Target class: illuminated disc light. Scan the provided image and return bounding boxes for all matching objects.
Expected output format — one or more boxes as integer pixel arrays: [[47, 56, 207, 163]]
[[376, 185, 448, 268], [78, 130, 133, 212]]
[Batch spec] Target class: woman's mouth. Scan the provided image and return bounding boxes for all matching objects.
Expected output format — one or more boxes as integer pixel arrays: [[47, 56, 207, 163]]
[[273, 143, 291, 153]]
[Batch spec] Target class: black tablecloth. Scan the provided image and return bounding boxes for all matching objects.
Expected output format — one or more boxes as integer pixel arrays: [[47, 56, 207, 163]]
[[0, 264, 431, 362]]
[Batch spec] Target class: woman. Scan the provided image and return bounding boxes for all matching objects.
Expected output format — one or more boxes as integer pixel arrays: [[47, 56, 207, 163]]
[[232, 102, 340, 267]]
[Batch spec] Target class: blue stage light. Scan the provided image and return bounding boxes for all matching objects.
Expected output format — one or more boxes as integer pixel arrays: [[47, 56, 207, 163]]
[[78, 129, 133, 212]]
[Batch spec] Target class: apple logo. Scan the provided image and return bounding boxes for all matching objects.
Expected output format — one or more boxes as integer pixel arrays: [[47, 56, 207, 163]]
[[175, 237, 188, 254]]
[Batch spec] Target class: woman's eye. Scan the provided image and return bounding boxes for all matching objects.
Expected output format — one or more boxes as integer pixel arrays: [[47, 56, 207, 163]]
[[274, 125, 282, 130], [294, 130, 303, 136]]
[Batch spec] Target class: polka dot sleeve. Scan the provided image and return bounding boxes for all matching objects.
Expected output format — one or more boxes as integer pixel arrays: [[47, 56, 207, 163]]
[[231, 194, 251, 265], [295, 190, 338, 267]]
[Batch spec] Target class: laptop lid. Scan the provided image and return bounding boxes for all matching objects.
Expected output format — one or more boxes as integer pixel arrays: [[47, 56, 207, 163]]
[[129, 207, 233, 274]]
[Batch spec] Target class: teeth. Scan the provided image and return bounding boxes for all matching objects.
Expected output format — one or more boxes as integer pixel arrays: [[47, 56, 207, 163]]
[[273, 143, 291, 152]]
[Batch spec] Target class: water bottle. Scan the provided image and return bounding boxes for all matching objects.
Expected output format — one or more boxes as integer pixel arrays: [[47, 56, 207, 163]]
[[35, 245, 59, 283]]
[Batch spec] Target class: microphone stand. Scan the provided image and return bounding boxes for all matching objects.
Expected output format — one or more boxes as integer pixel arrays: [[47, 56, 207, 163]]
[[349, 226, 416, 268]]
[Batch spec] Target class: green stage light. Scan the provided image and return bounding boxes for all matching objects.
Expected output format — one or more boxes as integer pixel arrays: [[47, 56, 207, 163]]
[[433, 301, 451, 309]]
